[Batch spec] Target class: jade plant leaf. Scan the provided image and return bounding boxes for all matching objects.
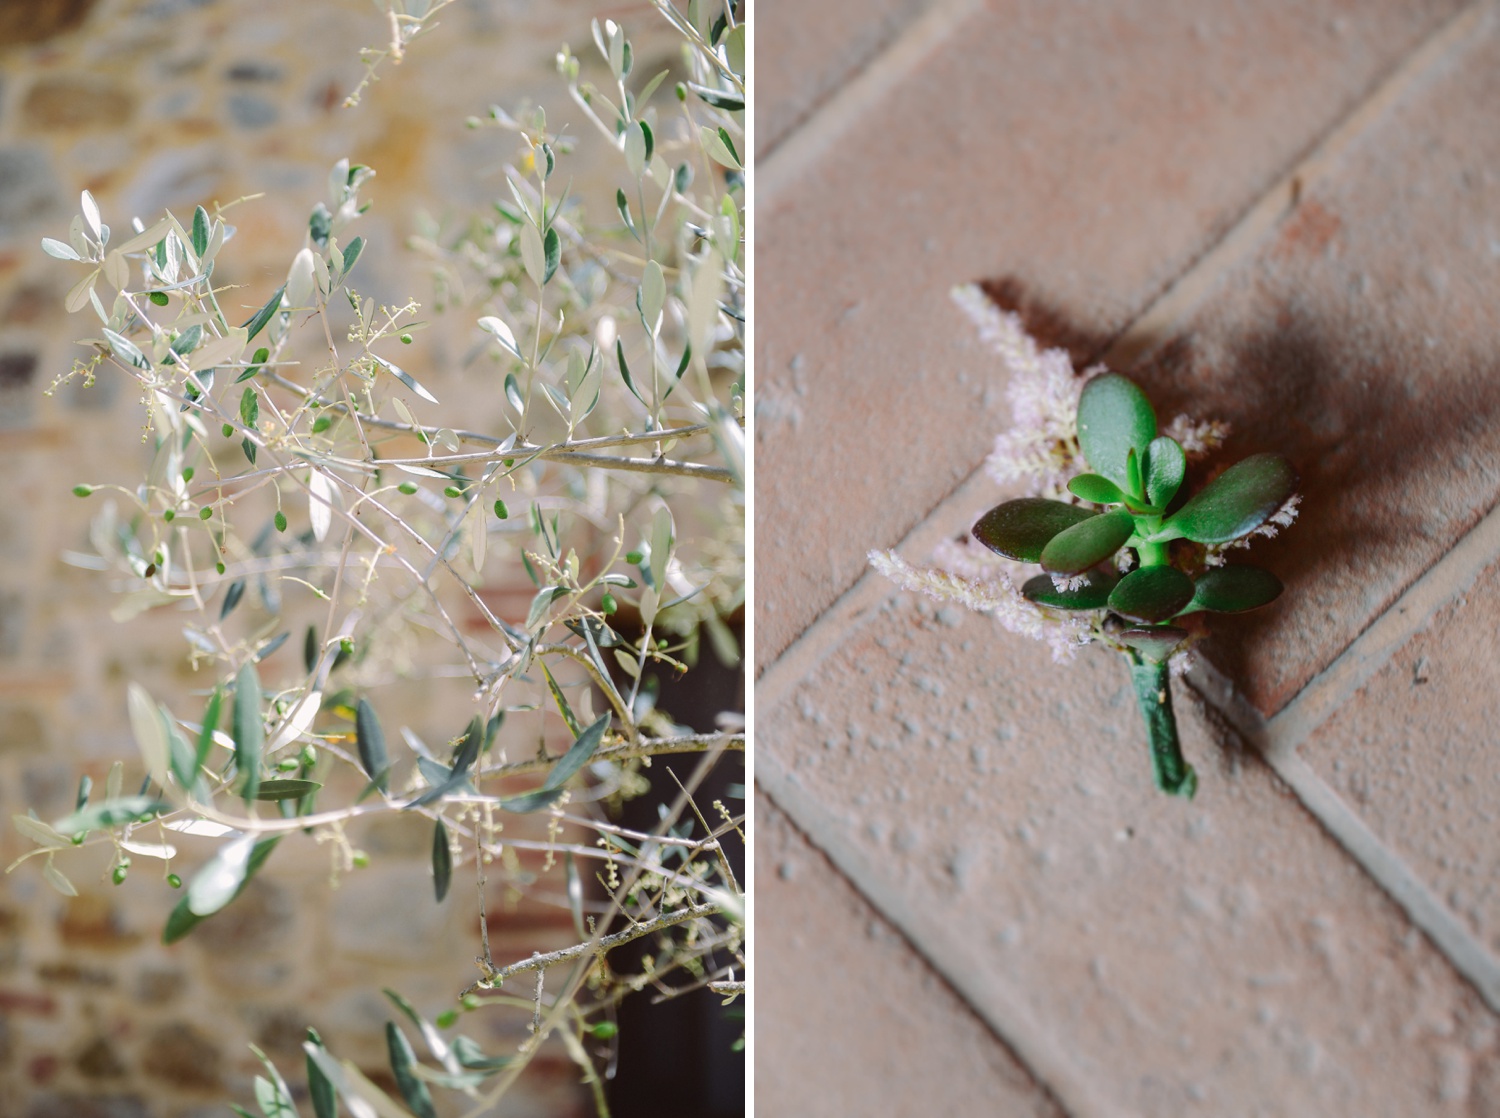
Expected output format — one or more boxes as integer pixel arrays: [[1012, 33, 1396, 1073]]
[[1076, 374, 1156, 491], [1144, 436, 1187, 509], [1117, 626, 1189, 662], [1161, 453, 1297, 544], [1021, 568, 1117, 610], [1067, 473, 1128, 506], [1108, 565, 1195, 622], [1040, 507, 1134, 575], [1183, 565, 1283, 614], [972, 498, 1095, 563]]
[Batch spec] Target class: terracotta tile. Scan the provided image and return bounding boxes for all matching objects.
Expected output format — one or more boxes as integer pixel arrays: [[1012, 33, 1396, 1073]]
[[755, 791, 1063, 1116], [1120, 13, 1500, 714], [755, 0, 935, 157], [1300, 554, 1500, 954], [755, 0, 1466, 671], [759, 594, 1500, 1112]]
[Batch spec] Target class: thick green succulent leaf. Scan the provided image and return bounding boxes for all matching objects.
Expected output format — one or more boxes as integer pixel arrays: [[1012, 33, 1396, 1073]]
[[1021, 569, 1116, 610], [1162, 453, 1297, 544], [1144, 436, 1186, 508], [1076, 374, 1157, 490], [1183, 565, 1283, 614], [1067, 473, 1128, 506], [1108, 565, 1195, 622], [1125, 448, 1143, 501], [1117, 626, 1189, 662], [1039, 507, 1134, 575], [972, 498, 1095, 563]]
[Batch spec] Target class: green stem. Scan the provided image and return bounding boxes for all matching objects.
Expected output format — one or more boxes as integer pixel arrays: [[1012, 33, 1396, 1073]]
[[1134, 538, 1169, 568], [1125, 652, 1197, 798]]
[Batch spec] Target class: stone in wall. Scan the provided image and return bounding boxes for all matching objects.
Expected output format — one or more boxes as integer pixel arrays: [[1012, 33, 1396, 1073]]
[[139, 1022, 222, 1092], [21, 76, 136, 131], [0, 1, 98, 47]]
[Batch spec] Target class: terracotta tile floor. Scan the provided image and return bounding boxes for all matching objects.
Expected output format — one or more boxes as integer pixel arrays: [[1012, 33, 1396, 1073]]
[[754, 2, 1500, 1112]]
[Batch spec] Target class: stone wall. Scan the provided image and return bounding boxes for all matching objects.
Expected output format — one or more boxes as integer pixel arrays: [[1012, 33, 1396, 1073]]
[[0, 1, 688, 1114]]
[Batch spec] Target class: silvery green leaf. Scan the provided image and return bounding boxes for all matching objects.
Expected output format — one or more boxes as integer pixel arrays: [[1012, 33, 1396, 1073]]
[[624, 122, 648, 178], [606, 19, 625, 77], [687, 81, 743, 112], [650, 505, 674, 591], [371, 354, 439, 403], [327, 158, 350, 206], [355, 698, 389, 790], [700, 126, 740, 169], [43, 859, 78, 898], [542, 714, 609, 792], [127, 682, 170, 786], [65, 269, 99, 313], [41, 237, 80, 261], [103, 250, 129, 292], [186, 833, 256, 916], [286, 247, 316, 308], [12, 814, 71, 849], [112, 217, 172, 257], [520, 222, 544, 287], [308, 469, 334, 542], [687, 249, 723, 363], [478, 315, 521, 360], [80, 190, 102, 238], [542, 226, 560, 285], [53, 797, 166, 834], [641, 259, 665, 332], [232, 662, 263, 802]]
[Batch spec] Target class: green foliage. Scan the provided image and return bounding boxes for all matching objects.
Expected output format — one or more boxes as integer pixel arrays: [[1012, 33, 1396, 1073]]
[[18, 2, 747, 1113], [972, 371, 1297, 798]]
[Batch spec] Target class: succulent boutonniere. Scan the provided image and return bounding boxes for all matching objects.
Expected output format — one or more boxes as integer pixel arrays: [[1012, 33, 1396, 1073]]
[[871, 286, 1299, 798]]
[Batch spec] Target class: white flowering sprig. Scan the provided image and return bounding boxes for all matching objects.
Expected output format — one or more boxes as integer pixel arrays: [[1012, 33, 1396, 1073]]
[[872, 286, 1300, 798]]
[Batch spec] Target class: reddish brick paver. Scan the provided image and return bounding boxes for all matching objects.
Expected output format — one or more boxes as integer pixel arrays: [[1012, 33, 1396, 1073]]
[[755, 0, 1468, 673], [756, 793, 1064, 1116], [755, 1, 1500, 1111], [1301, 553, 1500, 953], [761, 598, 1500, 1113], [755, 0, 936, 157], [1122, 11, 1500, 716]]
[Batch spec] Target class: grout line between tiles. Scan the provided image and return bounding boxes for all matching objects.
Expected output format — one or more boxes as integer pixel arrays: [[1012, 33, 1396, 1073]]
[[756, 468, 998, 707], [756, 759, 1111, 1118], [1187, 655, 1500, 1015], [758, 0, 985, 206], [1102, 0, 1495, 371], [1262, 499, 1500, 757]]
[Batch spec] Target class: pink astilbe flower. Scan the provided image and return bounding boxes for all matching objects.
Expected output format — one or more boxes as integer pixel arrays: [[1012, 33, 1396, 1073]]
[[1163, 413, 1232, 459], [868, 549, 1090, 663], [951, 284, 1093, 498]]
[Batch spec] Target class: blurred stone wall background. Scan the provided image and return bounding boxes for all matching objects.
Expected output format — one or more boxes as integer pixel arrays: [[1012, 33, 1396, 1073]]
[[0, 1, 686, 1114]]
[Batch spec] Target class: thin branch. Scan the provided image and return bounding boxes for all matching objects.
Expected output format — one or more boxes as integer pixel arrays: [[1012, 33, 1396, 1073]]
[[477, 730, 744, 780], [465, 901, 722, 992]]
